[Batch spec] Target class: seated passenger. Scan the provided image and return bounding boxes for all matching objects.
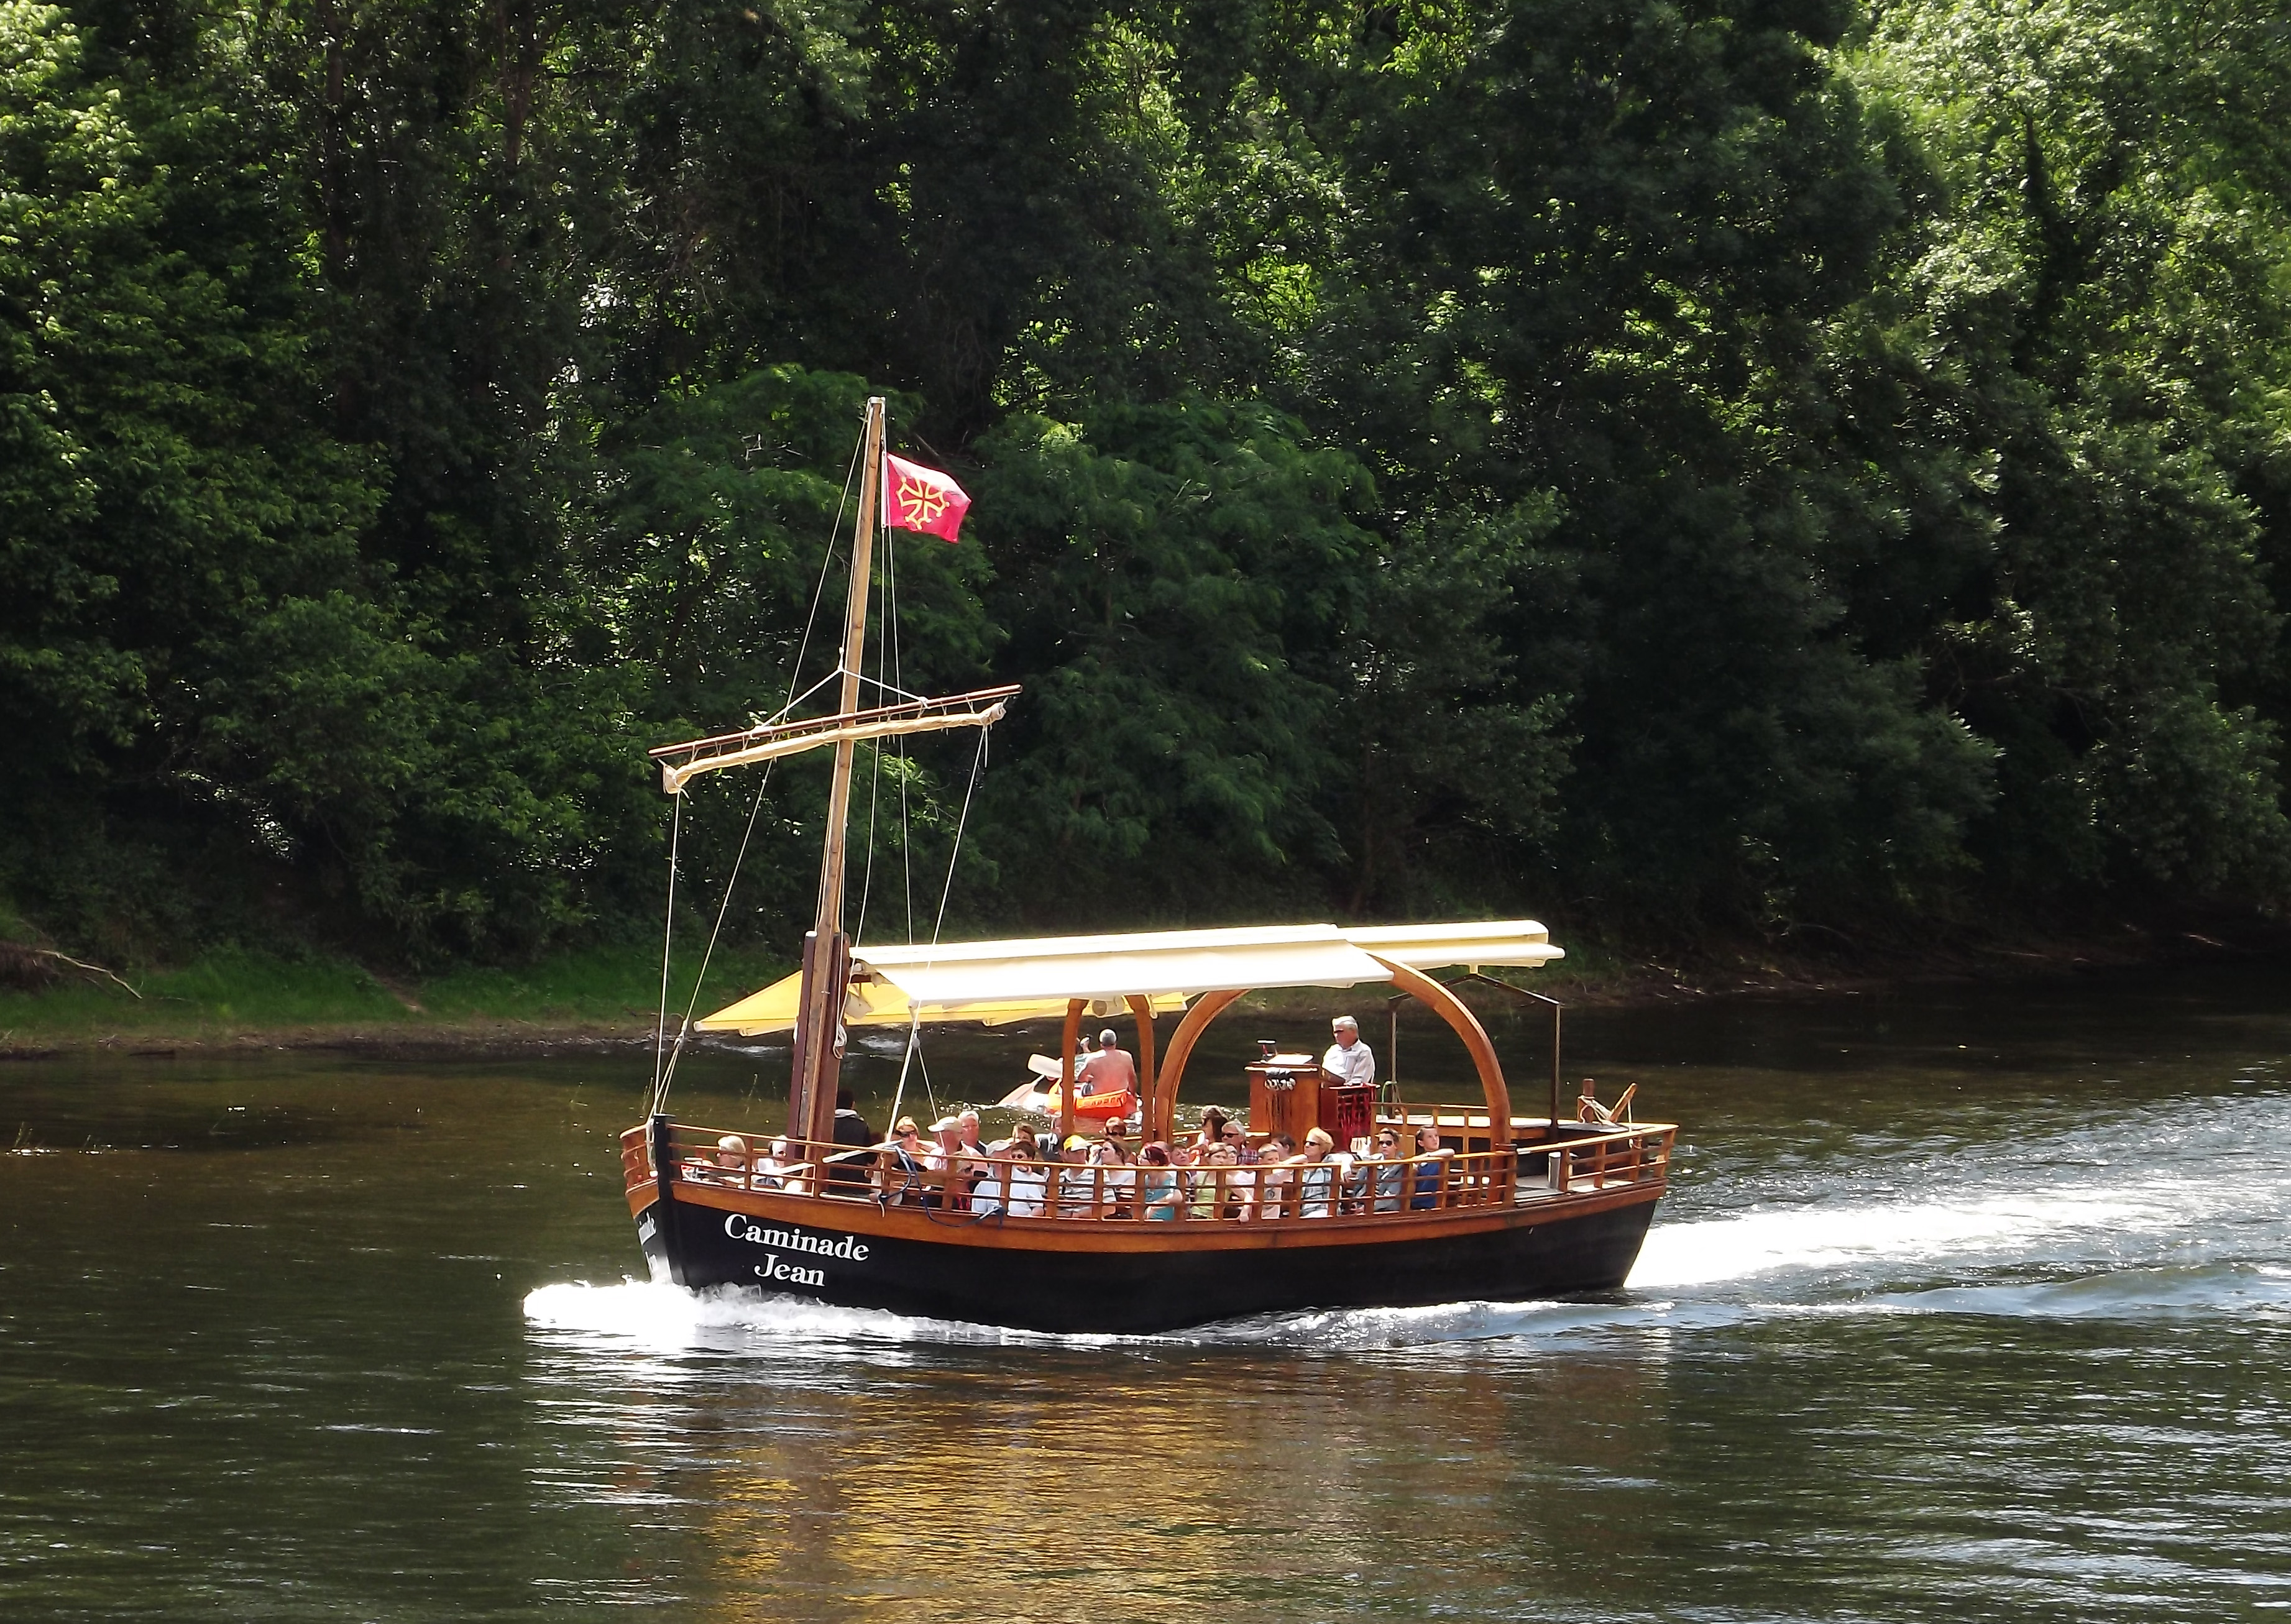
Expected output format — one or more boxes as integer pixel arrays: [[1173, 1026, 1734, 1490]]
[[1004, 1131, 1049, 1218], [1190, 1142, 1246, 1220], [751, 1135, 792, 1192], [1257, 1133, 1297, 1218], [1410, 1122, 1454, 1209], [1297, 1127, 1341, 1218], [970, 1152, 1008, 1216], [1057, 1135, 1100, 1219], [1138, 1142, 1184, 1221], [1369, 1127, 1406, 1212], [878, 1117, 928, 1206], [947, 1113, 993, 1210], [1092, 1132, 1136, 1218], [691, 1134, 751, 1186], [1222, 1122, 1259, 1164]]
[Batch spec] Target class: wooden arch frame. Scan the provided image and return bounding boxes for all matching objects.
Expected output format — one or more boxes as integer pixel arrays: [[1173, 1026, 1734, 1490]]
[[1148, 960, 1513, 1147], [1057, 994, 1164, 1140]]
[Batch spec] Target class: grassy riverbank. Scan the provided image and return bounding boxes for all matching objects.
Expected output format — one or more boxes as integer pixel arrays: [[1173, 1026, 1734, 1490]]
[[4, 912, 2279, 1057], [0, 945, 794, 1055]]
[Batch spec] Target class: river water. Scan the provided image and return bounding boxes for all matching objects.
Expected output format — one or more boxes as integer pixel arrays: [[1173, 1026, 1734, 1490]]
[[4, 963, 2289, 1620]]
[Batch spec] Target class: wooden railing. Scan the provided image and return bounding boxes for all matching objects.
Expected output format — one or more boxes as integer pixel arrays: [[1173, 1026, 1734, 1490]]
[[624, 1114, 1673, 1224]]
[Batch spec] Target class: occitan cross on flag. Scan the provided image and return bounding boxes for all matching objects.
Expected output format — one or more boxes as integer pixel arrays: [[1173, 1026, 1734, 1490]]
[[883, 452, 971, 543]]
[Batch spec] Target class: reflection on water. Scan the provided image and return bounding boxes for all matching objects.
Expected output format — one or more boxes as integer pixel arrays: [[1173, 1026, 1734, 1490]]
[[5, 963, 2291, 1618]]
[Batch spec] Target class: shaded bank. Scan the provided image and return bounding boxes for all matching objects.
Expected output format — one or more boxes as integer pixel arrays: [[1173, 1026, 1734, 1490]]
[[6, 919, 2282, 1058]]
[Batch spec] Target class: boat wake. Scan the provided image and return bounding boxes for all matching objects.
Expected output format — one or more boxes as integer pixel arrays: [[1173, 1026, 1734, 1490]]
[[526, 1086, 2291, 1355]]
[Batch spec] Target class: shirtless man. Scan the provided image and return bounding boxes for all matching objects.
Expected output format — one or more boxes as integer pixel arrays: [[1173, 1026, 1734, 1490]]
[[1076, 1029, 1138, 1098]]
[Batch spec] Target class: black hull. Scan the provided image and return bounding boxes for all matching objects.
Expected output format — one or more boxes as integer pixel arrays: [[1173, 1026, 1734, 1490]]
[[635, 1190, 1660, 1335]]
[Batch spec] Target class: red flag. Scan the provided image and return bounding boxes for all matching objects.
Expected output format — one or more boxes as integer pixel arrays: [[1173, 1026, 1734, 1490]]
[[883, 452, 971, 543]]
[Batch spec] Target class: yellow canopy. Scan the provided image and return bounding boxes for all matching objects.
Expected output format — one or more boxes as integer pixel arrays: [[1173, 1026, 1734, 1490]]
[[695, 920, 1562, 1036]]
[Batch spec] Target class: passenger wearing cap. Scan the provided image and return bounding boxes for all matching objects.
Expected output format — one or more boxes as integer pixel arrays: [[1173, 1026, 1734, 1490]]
[[919, 1117, 965, 1209], [755, 1135, 809, 1195], [1055, 1134, 1100, 1219]]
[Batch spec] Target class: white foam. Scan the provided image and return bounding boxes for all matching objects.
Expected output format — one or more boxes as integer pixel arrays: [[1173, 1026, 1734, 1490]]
[[1632, 1109, 2291, 1292], [1629, 1183, 2187, 1288], [522, 1279, 1116, 1352]]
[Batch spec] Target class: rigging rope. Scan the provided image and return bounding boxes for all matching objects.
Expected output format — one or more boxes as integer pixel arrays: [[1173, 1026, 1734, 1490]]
[[851, 513, 888, 948], [884, 720, 991, 1136], [650, 792, 682, 1106], [648, 420, 865, 1113], [887, 525, 917, 947], [653, 758, 776, 1112]]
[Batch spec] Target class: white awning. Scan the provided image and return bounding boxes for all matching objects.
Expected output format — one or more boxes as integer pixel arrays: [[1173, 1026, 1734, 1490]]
[[1345, 920, 1564, 972], [695, 919, 1562, 1035]]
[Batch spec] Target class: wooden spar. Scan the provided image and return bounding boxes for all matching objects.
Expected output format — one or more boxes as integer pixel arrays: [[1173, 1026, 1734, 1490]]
[[1058, 998, 1084, 1144], [1125, 994, 1158, 1137], [790, 397, 884, 1143], [651, 686, 1017, 794]]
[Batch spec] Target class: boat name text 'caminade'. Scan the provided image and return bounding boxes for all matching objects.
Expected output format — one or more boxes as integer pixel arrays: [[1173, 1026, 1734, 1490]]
[[723, 1214, 870, 1260]]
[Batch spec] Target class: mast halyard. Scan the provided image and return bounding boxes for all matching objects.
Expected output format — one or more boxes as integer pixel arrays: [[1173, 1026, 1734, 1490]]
[[789, 395, 884, 1144], [646, 397, 1003, 1131]]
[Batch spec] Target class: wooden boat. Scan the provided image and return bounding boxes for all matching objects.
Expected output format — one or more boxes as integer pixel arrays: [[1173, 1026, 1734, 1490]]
[[622, 398, 1674, 1334]]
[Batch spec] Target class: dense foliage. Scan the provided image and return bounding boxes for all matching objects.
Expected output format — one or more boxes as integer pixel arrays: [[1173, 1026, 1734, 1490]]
[[2, 0, 2287, 964]]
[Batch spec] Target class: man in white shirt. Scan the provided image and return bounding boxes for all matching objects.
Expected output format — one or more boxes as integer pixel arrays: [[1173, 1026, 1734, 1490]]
[[1322, 1015, 1376, 1089]]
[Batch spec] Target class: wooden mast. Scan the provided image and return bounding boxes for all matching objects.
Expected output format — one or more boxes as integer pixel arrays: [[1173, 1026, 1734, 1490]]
[[789, 396, 884, 1143]]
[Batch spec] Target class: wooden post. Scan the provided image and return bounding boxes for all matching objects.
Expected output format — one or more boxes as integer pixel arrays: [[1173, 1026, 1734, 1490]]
[[1126, 994, 1158, 1137], [1058, 998, 1085, 1144], [789, 397, 883, 1144], [1550, 1000, 1562, 1139]]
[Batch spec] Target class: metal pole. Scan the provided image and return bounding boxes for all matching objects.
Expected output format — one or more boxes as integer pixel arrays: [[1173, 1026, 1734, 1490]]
[[1551, 1001, 1562, 1135], [1448, 969, 1566, 1139]]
